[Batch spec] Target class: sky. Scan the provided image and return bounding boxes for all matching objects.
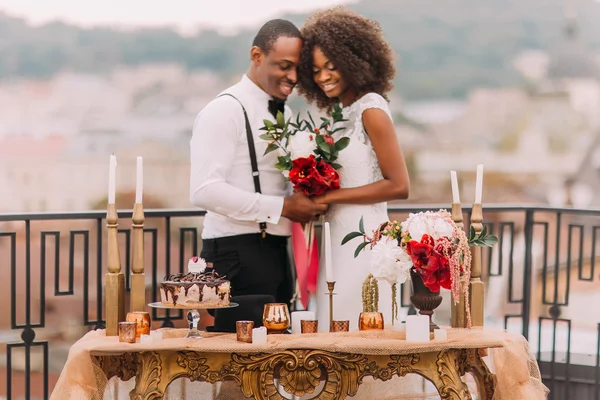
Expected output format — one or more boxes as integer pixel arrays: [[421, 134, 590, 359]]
[[0, 0, 356, 34]]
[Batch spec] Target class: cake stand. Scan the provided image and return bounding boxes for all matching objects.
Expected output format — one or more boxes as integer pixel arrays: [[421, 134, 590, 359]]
[[148, 302, 239, 338]]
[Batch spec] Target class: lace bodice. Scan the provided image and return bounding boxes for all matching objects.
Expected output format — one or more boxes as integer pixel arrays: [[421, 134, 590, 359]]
[[325, 93, 393, 229]]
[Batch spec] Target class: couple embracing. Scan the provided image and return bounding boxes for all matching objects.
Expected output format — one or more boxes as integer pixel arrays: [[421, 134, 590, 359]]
[[190, 8, 410, 333]]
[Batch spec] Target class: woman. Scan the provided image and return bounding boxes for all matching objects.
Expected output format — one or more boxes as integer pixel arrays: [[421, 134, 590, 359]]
[[297, 7, 410, 332]]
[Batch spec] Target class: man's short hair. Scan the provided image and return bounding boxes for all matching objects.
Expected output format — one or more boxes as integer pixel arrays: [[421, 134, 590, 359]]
[[252, 19, 302, 54]]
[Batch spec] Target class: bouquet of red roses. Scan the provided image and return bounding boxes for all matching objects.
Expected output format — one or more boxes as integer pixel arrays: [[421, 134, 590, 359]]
[[260, 104, 349, 196]]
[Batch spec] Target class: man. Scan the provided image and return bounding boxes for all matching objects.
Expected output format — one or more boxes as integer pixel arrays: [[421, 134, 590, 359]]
[[190, 19, 327, 306]]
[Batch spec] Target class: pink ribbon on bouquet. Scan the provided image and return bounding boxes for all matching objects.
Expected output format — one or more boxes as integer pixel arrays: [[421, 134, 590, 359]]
[[291, 222, 319, 309]]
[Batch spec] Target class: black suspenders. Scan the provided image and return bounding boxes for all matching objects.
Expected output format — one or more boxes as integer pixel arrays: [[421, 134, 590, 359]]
[[219, 93, 268, 238]]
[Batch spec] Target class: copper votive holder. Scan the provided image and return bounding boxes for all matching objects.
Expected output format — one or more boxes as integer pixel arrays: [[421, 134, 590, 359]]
[[301, 320, 319, 334], [126, 311, 151, 338], [331, 320, 350, 332], [236, 320, 254, 343], [119, 322, 137, 343], [263, 303, 291, 334], [359, 312, 384, 331]]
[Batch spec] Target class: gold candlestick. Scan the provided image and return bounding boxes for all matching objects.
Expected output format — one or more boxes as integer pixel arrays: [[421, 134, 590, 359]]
[[105, 203, 125, 336], [451, 202, 466, 328], [130, 203, 146, 312], [469, 202, 485, 327], [327, 281, 336, 332]]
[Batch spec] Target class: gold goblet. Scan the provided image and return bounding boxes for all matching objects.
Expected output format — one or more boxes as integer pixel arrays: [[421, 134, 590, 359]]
[[262, 303, 291, 334]]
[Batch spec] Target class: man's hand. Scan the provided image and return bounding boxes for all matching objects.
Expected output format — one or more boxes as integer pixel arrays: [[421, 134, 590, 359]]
[[282, 192, 329, 223]]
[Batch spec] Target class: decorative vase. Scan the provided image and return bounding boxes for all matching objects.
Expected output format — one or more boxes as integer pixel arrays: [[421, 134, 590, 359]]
[[358, 311, 384, 330], [410, 269, 442, 332]]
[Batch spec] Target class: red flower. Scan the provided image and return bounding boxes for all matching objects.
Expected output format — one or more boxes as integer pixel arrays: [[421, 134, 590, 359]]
[[406, 237, 452, 292], [322, 134, 334, 146], [316, 159, 340, 190]]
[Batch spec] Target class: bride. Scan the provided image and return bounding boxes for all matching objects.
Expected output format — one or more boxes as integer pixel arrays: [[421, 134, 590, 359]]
[[297, 7, 410, 332]]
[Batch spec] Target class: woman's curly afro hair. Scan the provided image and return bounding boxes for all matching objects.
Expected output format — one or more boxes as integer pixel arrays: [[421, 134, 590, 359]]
[[297, 7, 396, 111]]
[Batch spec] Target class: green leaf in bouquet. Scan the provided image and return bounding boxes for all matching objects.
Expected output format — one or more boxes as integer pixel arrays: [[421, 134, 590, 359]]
[[330, 162, 342, 170], [259, 133, 273, 141], [354, 241, 369, 258], [314, 134, 332, 156], [307, 111, 317, 129], [264, 142, 279, 155], [359, 216, 365, 234], [334, 137, 350, 152], [276, 111, 285, 127], [263, 119, 274, 130], [341, 231, 364, 245], [331, 127, 345, 134]]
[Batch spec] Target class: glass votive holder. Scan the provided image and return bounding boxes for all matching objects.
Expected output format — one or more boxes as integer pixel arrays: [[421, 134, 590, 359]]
[[300, 320, 318, 334], [119, 321, 137, 343], [126, 311, 151, 338], [236, 320, 254, 343], [331, 320, 350, 332]]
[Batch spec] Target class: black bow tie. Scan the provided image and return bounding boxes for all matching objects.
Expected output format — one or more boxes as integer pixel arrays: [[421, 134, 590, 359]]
[[268, 99, 286, 119]]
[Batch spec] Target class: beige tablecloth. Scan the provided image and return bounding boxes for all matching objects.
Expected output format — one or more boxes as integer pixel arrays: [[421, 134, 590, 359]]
[[50, 327, 548, 399]]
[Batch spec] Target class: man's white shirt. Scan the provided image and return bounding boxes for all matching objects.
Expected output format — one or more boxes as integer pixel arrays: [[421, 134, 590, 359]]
[[190, 75, 292, 239]]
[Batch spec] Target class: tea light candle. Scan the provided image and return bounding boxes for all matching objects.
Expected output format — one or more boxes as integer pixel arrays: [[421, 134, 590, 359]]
[[291, 311, 315, 334], [140, 334, 153, 344], [406, 315, 430, 342], [252, 326, 267, 344], [434, 329, 448, 341]]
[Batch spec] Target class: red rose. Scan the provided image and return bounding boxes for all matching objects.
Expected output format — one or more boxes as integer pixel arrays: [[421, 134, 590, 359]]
[[322, 134, 334, 146], [288, 155, 328, 196]]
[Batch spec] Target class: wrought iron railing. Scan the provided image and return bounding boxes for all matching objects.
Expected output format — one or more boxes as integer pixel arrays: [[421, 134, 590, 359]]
[[1, 205, 599, 399]]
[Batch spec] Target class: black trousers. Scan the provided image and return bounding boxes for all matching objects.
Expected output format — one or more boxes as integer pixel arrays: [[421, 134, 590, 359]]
[[200, 233, 294, 305]]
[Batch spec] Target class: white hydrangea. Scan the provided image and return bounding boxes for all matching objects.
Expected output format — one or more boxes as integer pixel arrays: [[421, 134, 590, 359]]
[[369, 238, 412, 285]]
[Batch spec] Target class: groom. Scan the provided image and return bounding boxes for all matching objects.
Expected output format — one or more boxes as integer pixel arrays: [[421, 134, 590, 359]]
[[190, 19, 327, 307]]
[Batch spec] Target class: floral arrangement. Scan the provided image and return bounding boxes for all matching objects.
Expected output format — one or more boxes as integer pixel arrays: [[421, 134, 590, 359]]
[[343, 210, 497, 326], [259, 104, 349, 196]]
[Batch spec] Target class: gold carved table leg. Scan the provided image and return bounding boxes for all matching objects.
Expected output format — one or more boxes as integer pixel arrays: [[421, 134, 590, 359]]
[[94, 348, 496, 400]]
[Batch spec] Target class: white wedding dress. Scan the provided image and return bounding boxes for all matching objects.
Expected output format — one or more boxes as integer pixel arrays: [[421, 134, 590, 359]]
[[316, 92, 394, 332], [315, 93, 439, 400]]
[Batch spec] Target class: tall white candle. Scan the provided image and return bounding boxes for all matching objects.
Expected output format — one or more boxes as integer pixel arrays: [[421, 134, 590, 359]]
[[324, 222, 333, 282], [135, 156, 143, 203], [475, 164, 484, 204], [108, 154, 117, 204], [450, 170, 460, 204]]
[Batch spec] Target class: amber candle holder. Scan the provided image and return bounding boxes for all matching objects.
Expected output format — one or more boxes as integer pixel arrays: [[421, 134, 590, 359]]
[[300, 320, 319, 333], [263, 303, 291, 334], [331, 320, 350, 332], [236, 320, 254, 343], [118, 322, 137, 343], [359, 312, 384, 331], [126, 311, 151, 338]]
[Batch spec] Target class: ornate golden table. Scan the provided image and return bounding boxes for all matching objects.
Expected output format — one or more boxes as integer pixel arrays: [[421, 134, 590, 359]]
[[95, 347, 495, 400], [89, 328, 501, 400]]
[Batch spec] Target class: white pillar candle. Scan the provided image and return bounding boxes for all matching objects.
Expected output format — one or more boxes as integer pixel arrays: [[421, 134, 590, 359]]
[[135, 156, 143, 204], [108, 154, 117, 204], [434, 329, 448, 341], [450, 170, 460, 203], [140, 334, 153, 344], [324, 222, 333, 282], [252, 326, 268, 344], [291, 311, 315, 334], [149, 330, 163, 341], [406, 315, 430, 342], [475, 164, 483, 204]]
